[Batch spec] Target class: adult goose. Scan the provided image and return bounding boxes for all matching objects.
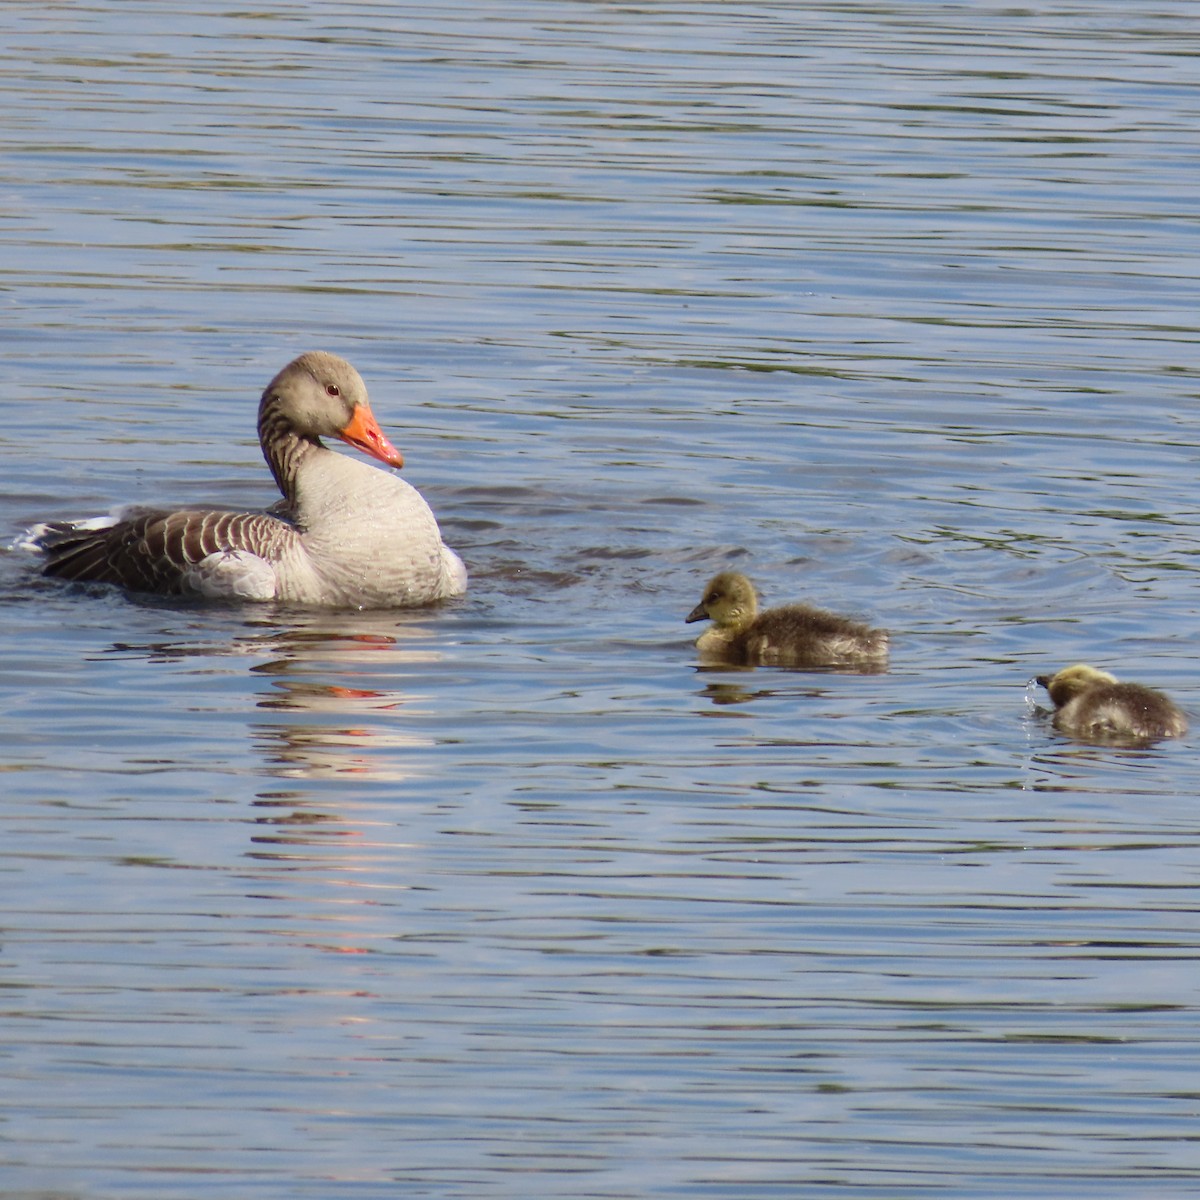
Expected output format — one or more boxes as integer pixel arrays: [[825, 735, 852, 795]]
[[36, 352, 467, 608]]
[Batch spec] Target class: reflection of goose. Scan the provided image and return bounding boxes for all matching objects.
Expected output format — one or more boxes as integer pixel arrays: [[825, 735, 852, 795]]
[[250, 615, 441, 781], [254, 693, 434, 781], [97, 611, 441, 783], [1037, 664, 1187, 743], [36, 352, 467, 608], [686, 571, 888, 669]]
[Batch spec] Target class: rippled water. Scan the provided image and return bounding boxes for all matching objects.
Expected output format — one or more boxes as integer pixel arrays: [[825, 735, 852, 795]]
[[3, 2, 1200, 1197]]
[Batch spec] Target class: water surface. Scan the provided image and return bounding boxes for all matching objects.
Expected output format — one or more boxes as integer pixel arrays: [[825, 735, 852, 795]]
[[3, 3, 1200, 1197]]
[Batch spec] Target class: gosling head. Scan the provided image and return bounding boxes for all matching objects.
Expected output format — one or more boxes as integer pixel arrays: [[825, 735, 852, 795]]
[[686, 571, 759, 632], [1037, 663, 1118, 708]]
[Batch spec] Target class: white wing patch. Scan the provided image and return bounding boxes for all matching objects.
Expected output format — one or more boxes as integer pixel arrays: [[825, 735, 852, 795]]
[[11, 515, 119, 553], [183, 550, 278, 601]]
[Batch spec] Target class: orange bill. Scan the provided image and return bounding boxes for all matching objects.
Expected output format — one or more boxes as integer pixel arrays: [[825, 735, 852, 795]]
[[338, 404, 404, 468]]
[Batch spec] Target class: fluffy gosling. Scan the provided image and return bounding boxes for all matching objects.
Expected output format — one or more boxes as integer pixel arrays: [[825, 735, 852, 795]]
[[1037, 663, 1187, 743], [685, 571, 888, 668]]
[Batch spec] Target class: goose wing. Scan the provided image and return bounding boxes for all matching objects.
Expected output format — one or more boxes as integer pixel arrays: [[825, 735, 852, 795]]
[[40, 508, 299, 599]]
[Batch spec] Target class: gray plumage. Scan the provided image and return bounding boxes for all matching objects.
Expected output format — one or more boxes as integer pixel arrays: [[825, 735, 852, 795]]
[[37, 352, 466, 607]]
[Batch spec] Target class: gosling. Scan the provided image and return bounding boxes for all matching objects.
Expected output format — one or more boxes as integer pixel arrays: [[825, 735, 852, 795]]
[[685, 571, 888, 668], [1037, 663, 1187, 743]]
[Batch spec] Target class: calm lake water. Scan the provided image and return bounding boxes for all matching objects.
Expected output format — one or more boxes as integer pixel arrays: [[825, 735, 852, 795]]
[[3, 2, 1200, 1197]]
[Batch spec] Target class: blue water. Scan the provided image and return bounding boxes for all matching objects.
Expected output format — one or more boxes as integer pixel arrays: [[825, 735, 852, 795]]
[[3, 3, 1200, 1197]]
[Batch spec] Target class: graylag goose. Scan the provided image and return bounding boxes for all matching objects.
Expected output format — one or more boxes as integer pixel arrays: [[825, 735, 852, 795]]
[[36, 352, 467, 608], [685, 571, 888, 668], [1037, 664, 1187, 743]]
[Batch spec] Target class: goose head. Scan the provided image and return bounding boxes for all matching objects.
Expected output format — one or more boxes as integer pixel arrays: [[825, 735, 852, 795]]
[[1037, 663, 1117, 707], [260, 351, 404, 468], [686, 571, 759, 632]]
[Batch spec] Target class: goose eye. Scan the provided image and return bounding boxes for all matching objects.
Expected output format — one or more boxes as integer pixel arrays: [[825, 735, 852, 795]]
[[325, 384, 341, 397]]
